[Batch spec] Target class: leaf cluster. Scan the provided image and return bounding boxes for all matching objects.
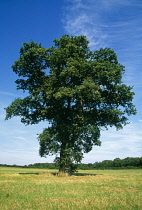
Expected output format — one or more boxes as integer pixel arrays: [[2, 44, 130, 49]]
[[5, 35, 136, 169]]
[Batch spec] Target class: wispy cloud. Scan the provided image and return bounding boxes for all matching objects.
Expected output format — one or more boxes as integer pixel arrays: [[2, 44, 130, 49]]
[[84, 122, 142, 163], [0, 114, 54, 165], [63, 0, 142, 86], [0, 91, 19, 97], [63, 0, 107, 49]]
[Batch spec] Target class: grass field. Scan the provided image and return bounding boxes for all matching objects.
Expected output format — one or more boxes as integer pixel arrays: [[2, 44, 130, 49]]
[[0, 167, 142, 209]]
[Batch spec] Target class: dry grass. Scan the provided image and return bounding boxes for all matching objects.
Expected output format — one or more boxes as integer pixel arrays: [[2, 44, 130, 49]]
[[0, 167, 142, 209]]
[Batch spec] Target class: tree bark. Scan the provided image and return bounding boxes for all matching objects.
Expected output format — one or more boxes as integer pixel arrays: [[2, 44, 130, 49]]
[[59, 143, 72, 175]]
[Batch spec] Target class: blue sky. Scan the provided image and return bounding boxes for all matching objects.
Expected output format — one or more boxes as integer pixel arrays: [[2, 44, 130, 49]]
[[0, 0, 142, 165]]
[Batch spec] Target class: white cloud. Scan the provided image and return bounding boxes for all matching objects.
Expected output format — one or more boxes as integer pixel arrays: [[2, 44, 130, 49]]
[[0, 91, 18, 97], [0, 104, 54, 165], [0, 117, 54, 165], [83, 122, 142, 163], [63, 0, 142, 87], [63, 0, 107, 49], [0, 149, 54, 166]]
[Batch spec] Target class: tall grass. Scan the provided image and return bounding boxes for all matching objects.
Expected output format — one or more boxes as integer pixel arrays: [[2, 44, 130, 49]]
[[0, 167, 141, 209]]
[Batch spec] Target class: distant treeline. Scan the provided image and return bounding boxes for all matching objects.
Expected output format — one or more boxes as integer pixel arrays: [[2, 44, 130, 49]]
[[1, 157, 142, 170], [78, 157, 142, 170]]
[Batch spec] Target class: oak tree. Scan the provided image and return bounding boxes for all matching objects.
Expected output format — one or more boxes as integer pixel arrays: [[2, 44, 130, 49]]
[[5, 35, 136, 174]]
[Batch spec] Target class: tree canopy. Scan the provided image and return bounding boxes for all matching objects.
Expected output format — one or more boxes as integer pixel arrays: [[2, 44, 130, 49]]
[[5, 35, 136, 174]]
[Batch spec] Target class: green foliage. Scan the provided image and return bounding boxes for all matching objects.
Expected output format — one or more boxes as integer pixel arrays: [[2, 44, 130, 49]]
[[78, 157, 142, 170], [5, 35, 136, 173]]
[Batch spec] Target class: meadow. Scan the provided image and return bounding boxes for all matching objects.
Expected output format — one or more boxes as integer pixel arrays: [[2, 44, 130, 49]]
[[0, 167, 141, 209]]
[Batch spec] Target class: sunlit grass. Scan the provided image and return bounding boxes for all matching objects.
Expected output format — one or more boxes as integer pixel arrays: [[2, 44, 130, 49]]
[[0, 167, 141, 209]]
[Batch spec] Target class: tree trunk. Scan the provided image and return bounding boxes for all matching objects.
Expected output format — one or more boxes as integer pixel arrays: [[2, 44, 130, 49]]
[[59, 143, 72, 176]]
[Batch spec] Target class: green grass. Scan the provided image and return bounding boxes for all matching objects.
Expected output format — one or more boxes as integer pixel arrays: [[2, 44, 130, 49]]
[[0, 167, 142, 209]]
